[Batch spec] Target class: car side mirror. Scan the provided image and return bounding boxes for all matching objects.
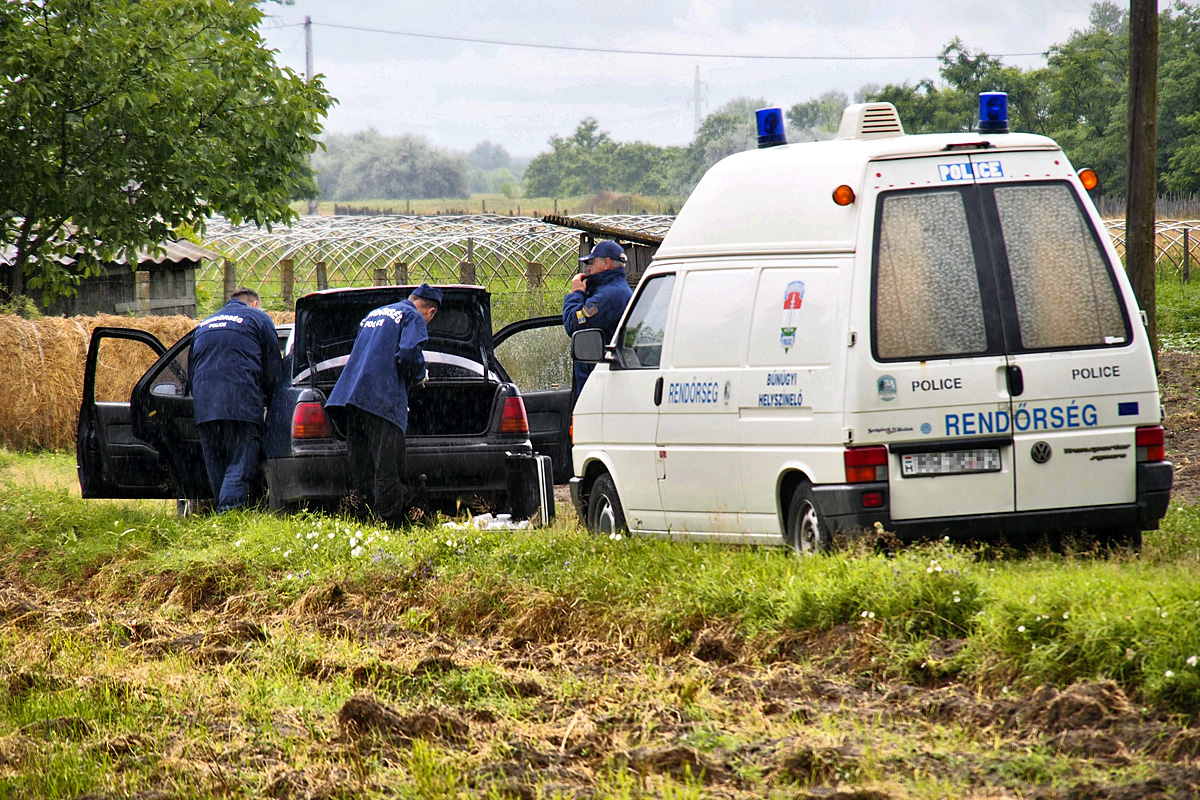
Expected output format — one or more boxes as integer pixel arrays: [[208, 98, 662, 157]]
[[571, 329, 606, 363]]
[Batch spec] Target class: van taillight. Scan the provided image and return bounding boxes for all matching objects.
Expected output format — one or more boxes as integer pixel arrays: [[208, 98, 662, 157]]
[[845, 445, 888, 483], [1136, 425, 1165, 462], [292, 402, 331, 439], [499, 396, 529, 435]]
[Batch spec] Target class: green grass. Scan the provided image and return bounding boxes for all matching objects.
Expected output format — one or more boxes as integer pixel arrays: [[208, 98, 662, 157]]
[[3, 464, 1199, 714], [4, 449, 1200, 797]]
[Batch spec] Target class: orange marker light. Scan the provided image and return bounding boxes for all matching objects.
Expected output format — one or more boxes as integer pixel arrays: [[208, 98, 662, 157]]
[[1078, 168, 1099, 191], [832, 185, 856, 206]]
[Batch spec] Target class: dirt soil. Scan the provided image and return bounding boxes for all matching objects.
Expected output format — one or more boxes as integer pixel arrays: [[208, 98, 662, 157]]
[[1159, 349, 1200, 502], [4, 569, 1200, 800]]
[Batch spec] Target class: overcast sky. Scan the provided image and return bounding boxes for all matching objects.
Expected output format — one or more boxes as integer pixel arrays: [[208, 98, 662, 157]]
[[261, 0, 1099, 158]]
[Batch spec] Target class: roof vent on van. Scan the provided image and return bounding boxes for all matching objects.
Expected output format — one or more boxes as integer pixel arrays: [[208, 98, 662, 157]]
[[835, 103, 905, 140]]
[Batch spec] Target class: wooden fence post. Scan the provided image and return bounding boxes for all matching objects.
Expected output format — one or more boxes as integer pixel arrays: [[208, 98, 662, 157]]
[[459, 237, 476, 285], [136, 270, 151, 314], [373, 267, 388, 287], [1184, 229, 1191, 284], [223, 259, 237, 300], [315, 260, 328, 291], [394, 261, 409, 285], [280, 258, 294, 306], [526, 261, 543, 314]]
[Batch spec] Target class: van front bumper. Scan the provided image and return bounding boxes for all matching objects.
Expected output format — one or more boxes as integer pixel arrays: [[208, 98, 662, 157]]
[[815, 461, 1173, 541]]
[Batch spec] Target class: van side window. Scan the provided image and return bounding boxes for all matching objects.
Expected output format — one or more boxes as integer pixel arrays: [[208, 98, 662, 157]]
[[618, 274, 675, 368], [993, 184, 1128, 350], [874, 191, 988, 360]]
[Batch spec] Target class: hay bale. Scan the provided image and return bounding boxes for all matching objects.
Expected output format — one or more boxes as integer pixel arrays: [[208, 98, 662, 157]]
[[0, 311, 293, 452]]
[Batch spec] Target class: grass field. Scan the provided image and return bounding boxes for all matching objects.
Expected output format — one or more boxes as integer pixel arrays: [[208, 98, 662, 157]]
[[308, 192, 684, 219], [2, 449, 1200, 799]]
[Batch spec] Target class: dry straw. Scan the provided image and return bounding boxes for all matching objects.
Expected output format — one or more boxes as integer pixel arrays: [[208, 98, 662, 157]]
[[0, 312, 294, 452]]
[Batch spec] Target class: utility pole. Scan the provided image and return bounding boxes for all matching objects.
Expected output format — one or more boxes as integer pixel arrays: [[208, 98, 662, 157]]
[[305, 16, 314, 82], [689, 66, 708, 133], [304, 16, 318, 215], [1126, 0, 1159, 363]]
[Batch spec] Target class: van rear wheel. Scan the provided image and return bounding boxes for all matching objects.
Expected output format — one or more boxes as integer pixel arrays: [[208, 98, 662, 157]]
[[786, 483, 831, 555], [587, 473, 627, 536]]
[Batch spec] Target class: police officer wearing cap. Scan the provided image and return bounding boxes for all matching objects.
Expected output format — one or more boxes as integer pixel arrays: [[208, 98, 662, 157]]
[[563, 240, 633, 397], [190, 287, 281, 511], [324, 284, 441, 525]]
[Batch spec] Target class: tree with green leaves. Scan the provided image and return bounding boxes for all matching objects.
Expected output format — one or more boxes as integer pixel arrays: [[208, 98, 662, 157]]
[[0, 0, 333, 302]]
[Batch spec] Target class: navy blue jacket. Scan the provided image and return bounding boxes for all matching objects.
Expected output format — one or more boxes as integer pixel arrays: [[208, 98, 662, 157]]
[[191, 298, 281, 425], [325, 299, 429, 432], [562, 267, 632, 395]]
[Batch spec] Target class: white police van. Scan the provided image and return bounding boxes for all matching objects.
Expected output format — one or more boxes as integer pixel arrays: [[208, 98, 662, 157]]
[[568, 94, 1172, 551]]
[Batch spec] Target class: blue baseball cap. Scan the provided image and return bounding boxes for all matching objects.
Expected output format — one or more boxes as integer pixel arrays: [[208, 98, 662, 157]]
[[410, 283, 443, 305], [579, 240, 627, 264]]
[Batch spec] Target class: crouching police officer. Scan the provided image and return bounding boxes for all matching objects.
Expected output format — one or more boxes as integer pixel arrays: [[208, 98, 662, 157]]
[[324, 284, 441, 526], [563, 240, 633, 398], [190, 288, 281, 511]]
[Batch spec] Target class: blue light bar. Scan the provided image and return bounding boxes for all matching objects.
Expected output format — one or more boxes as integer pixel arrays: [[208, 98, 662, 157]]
[[756, 107, 787, 148], [978, 92, 1009, 134]]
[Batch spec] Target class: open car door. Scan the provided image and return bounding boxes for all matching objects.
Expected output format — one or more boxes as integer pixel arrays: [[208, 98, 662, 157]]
[[494, 316, 574, 484], [130, 330, 215, 502], [77, 328, 175, 498]]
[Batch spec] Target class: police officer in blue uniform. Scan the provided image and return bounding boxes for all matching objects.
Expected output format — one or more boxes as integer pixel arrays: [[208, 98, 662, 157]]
[[563, 240, 633, 398], [324, 284, 441, 525], [190, 288, 281, 511]]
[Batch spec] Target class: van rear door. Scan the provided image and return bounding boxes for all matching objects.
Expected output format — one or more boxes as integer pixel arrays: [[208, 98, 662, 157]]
[[859, 157, 1016, 522], [972, 173, 1149, 512]]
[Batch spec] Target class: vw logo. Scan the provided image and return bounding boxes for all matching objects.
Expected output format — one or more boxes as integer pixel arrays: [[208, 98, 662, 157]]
[[1030, 441, 1052, 464]]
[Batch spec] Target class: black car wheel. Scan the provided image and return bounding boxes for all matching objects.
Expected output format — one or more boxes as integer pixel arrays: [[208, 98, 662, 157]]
[[587, 473, 626, 536], [786, 482, 831, 556]]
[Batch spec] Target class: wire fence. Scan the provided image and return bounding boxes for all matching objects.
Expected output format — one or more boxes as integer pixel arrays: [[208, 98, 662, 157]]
[[198, 214, 1200, 326], [1103, 219, 1200, 283], [199, 214, 674, 326]]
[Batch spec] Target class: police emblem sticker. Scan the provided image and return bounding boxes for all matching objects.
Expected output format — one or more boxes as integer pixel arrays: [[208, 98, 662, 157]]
[[723, 380, 732, 406], [877, 375, 897, 402], [780, 280, 804, 351], [920, 422, 932, 435]]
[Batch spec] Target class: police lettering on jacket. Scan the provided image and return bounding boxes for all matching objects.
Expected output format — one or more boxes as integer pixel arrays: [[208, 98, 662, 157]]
[[325, 299, 429, 432], [190, 298, 281, 424]]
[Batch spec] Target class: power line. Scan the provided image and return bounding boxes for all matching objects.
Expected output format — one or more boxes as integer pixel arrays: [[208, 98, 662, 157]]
[[281, 21, 1047, 62]]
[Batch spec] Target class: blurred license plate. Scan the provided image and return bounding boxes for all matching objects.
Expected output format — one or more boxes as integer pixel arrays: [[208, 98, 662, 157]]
[[901, 449, 1001, 477]]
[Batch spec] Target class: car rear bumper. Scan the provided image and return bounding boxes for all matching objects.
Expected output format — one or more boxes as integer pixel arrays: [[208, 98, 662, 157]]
[[815, 461, 1174, 541], [265, 439, 534, 508]]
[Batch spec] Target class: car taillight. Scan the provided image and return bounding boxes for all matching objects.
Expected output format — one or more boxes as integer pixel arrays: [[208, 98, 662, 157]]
[[845, 445, 888, 483], [292, 402, 331, 439], [499, 396, 529, 435], [1136, 425, 1165, 462]]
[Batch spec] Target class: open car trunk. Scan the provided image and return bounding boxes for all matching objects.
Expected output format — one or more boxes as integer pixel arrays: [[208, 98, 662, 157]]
[[292, 286, 502, 436]]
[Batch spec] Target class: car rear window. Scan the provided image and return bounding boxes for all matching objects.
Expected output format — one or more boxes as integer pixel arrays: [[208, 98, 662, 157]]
[[873, 190, 989, 360], [993, 184, 1128, 350]]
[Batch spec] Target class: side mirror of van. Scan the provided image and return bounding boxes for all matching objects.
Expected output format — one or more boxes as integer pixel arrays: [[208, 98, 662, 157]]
[[571, 329, 606, 363]]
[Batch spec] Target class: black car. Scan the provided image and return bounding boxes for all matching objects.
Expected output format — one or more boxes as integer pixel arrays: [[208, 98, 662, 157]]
[[77, 285, 573, 516]]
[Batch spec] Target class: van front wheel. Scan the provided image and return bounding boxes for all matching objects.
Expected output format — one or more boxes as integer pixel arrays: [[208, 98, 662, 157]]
[[786, 483, 831, 555], [587, 473, 627, 536]]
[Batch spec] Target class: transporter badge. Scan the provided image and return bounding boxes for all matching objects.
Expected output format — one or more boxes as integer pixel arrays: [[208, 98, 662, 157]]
[[877, 374, 897, 402], [780, 280, 804, 351]]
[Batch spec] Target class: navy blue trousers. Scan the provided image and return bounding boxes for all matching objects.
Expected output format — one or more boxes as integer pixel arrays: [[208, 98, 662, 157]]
[[344, 407, 408, 525], [197, 420, 263, 511]]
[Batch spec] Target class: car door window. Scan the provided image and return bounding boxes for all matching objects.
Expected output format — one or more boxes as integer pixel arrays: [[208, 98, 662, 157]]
[[146, 342, 191, 397], [494, 324, 572, 392], [992, 183, 1129, 350], [873, 190, 989, 361], [93, 336, 166, 402], [618, 274, 675, 368]]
